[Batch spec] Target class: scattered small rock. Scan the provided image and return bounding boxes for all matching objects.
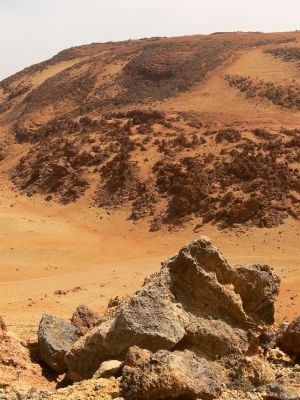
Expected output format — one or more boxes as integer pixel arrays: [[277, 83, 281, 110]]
[[71, 305, 101, 336]]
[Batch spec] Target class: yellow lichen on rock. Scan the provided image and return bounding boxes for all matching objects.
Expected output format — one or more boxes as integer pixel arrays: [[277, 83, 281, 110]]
[[47, 378, 121, 400]]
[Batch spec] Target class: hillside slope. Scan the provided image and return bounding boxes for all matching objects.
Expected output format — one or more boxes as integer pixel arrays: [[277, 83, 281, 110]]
[[0, 31, 300, 345], [1, 31, 300, 231]]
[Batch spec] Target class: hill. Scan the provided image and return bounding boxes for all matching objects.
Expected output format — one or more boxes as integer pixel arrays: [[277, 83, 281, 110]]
[[0, 30, 300, 338], [0, 30, 300, 399], [1, 31, 300, 231]]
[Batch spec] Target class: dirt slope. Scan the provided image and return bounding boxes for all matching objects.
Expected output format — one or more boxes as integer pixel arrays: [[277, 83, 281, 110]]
[[0, 31, 299, 332]]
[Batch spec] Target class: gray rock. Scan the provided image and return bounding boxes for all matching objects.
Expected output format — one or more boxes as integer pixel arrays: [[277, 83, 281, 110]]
[[66, 237, 280, 380], [38, 314, 79, 373], [120, 346, 223, 400], [263, 383, 298, 400]]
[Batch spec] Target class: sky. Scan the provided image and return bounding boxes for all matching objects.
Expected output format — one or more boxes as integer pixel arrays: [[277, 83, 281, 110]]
[[0, 0, 300, 80]]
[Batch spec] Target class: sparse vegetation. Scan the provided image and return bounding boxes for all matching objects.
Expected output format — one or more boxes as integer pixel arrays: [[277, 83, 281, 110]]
[[224, 74, 300, 110], [0, 31, 299, 231], [266, 46, 300, 63]]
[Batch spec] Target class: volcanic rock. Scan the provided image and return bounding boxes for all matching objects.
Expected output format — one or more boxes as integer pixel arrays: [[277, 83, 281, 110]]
[[38, 314, 80, 373], [263, 384, 299, 400], [66, 237, 280, 380], [276, 316, 300, 359], [0, 316, 6, 340], [0, 332, 49, 391], [234, 356, 275, 387], [0, 377, 121, 400], [93, 360, 123, 379], [233, 264, 280, 324], [120, 346, 223, 400], [71, 305, 101, 335]]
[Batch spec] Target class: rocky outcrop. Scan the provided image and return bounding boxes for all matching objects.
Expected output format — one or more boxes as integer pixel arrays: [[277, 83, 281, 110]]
[[1, 237, 299, 399], [66, 237, 280, 380], [38, 314, 80, 373], [120, 346, 223, 400], [71, 305, 101, 335], [276, 316, 300, 359]]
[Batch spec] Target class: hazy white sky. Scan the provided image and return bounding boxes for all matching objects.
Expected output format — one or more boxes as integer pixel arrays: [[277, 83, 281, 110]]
[[1, 0, 300, 80]]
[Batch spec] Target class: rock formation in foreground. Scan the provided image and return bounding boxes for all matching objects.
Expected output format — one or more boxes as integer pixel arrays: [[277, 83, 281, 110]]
[[1, 237, 300, 400], [0, 320, 51, 392], [66, 236, 280, 381], [120, 347, 223, 400]]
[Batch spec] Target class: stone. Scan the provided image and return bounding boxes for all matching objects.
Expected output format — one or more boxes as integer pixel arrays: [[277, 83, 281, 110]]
[[107, 296, 127, 308], [276, 316, 300, 359], [121, 347, 223, 400], [71, 305, 101, 335], [66, 237, 280, 380], [0, 333, 49, 392], [235, 356, 275, 387], [38, 314, 80, 373], [0, 317, 6, 340], [233, 264, 280, 324], [263, 383, 298, 400], [93, 360, 124, 379]]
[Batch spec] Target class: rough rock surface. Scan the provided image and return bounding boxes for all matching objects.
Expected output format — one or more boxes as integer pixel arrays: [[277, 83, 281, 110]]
[[66, 237, 280, 380], [233, 264, 280, 324], [38, 314, 80, 373], [2, 347, 299, 400], [263, 384, 299, 400], [0, 331, 50, 392], [234, 356, 275, 387], [71, 305, 101, 335], [120, 346, 223, 400], [93, 360, 124, 379], [276, 317, 300, 359], [0, 378, 121, 400]]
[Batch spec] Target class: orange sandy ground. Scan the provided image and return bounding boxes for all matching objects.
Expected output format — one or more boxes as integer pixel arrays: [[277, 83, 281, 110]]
[[0, 177, 299, 336], [1, 38, 300, 335]]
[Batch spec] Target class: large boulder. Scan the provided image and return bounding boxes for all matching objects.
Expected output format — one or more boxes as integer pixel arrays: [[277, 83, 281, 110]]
[[71, 304, 101, 335], [38, 314, 80, 373], [120, 346, 223, 400], [276, 316, 300, 359], [66, 237, 280, 380]]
